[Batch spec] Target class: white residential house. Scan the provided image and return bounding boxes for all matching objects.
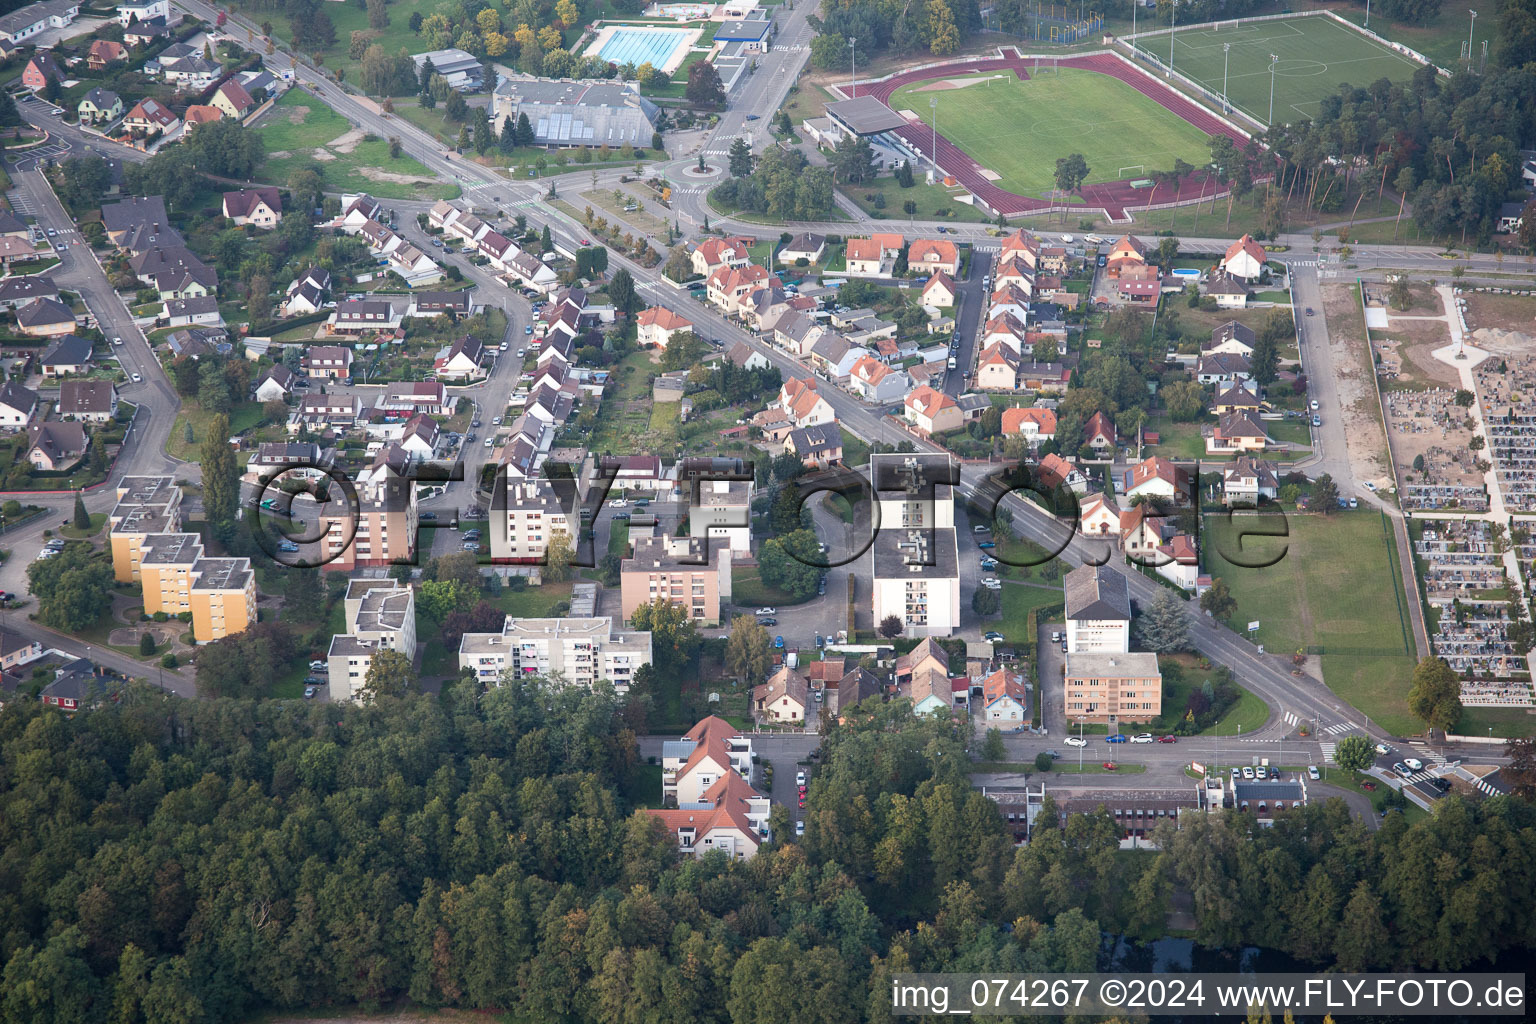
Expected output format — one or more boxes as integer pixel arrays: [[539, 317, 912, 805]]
[[637, 306, 694, 348], [1063, 564, 1131, 654], [1220, 234, 1267, 282]]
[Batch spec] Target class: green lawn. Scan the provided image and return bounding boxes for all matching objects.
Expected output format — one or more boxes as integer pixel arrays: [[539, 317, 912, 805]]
[[257, 89, 459, 201], [886, 68, 1213, 198], [1132, 14, 1424, 125], [1203, 510, 1419, 734], [731, 566, 807, 609], [843, 176, 995, 224], [997, 583, 1063, 647], [167, 401, 266, 462], [60, 513, 108, 539]]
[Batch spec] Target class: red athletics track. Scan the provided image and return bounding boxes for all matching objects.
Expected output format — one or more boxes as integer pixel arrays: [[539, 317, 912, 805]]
[[854, 49, 1249, 221]]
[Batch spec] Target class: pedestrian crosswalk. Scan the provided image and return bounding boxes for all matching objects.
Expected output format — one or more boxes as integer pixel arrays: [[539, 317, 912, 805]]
[[1323, 721, 1357, 736], [463, 179, 499, 193], [8, 193, 37, 215], [1282, 711, 1299, 727], [1320, 741, 1337, 764], [1410, 743, 1447, 765], [1475, 776, 1503, 796]]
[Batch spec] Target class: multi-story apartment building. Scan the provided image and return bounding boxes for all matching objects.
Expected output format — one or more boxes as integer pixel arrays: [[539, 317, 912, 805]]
[[679, 457, 753, 559], [107, 475, 183, 583], [646, 716, 768, 859], [1063, 564, 1132, 654], [319, 445, 417, 570], [458, 616, 652, 691], [1062, 652, 1163, 725], [621, 535, 732, 626], [868, 453, 961, 636], [326, 580, 418, 702], [136, 533, 256, 642], [492, 478, 574, 563]]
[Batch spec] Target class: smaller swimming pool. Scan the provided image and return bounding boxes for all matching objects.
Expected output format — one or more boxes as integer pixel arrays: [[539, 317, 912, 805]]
[[1171, 268, 1201, 278]]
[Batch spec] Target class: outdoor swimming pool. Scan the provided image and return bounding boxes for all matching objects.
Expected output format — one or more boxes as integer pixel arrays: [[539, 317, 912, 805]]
[[587, 25, 698, 75]]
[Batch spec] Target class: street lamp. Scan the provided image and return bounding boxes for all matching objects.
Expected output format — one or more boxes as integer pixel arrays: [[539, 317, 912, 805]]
[[848, 37, 856, 98], [1365, 0, 1372, 28], [1168, 0, 1176, 76], [1468, 10, 1478, 68], [1268, 54, 1280, 127], [1222, 43, 1230, 113]]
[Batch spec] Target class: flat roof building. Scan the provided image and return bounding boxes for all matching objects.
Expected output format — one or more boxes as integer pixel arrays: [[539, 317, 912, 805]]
[[459, 616, 652, 691], [492, 75, 661, 148]]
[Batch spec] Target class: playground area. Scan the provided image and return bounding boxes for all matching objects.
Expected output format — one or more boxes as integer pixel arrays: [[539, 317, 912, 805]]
[[886, 65, 1213, 200], [1130, 13, 1424, 125]]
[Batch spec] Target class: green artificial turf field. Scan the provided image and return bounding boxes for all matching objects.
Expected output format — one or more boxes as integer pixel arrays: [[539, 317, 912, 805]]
[[1132, 14, 1424, 125], [885, 68, 1213, 199]]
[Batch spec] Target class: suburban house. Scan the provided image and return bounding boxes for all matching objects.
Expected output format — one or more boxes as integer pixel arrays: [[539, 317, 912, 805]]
[[302, 345, 353, 380], [1063, 563, 1131, 654], [0, 235, 39, 266], [1207, 271, 1252, 309], [982, 313, 1028, 353], [123, 97, 180, 136], [87, 38, 128, 69], [1084, 411, 1117, 452], [164, 296, 222, 327], [434, 335, 486, 380], [505, 250, 558, 292], [1207, 411, 1269, 454], [58, 380, 118, 422], [1104, 233, 1147, 277], [778, 232, 825, 264], [907, 238, 960, 276], [16, 297, 77, 337], [784, 423, 842, 467], [921, 271, 957, 308], [1001, 406, 1056, 441], [993, 255, 1034, 293], [1155, 534, 1201, 591], [645, 717, 767, 860], [39, 334, 93, 376], [1117, 264, 1161, 303], [975, 343, 1021, 391], [1195, 351, 1252, 386], [779, 377, 836, 428], [752, 665, 809, 723], [210, 78, 255, 120], [726, 340, 768, 371], [844, 232, 904, 277], [1221, 234, 1267, 282], [1213, 380, 1261, 414], [1036, 452, 1088, 494], [1222, 455, 1280, 505], [182, 104, 221, 129], [999, 228, 1040, 268], [981, 669, 1028, 730], [637, 306, 694, 348], [690, 236, 752, 277], [407, 290, 475, 318], [1078, 491, 1122, 538], [222, 187, 282, 228], [26, 421, 87, 470], [1121, 455, 1189, 501], [161, 56, 219, 90], [21, 52, 63, 91], [1205, 321, 1256, 358], [706, 264, 772, 317], [0, 381, 39, 427], [78, 87, 123, 124], [847, 356, 908, 403], [253, 365, 296, 402], [905, 385, 962, 436], [0, 275, 58, 310], [117, 0, 170, 24], [988, 283, 1032, 322], [283, 266, 331, 315], [329, 299, 402, 335]]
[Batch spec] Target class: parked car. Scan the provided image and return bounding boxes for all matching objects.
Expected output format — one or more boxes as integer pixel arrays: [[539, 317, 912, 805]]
[[794, 820, 805, 836], [277, 540, 300, 553], [973, 524, 990, 533], [131, 373, 142, 383], [774, 635, 784, 648], [309, 660, 327, 671], [1105, 733, 1128, 743], [796, 771, 806, 786], [1255, 765, 1269, 780], [304, 686, 317, 698], [1240, 766, 1255, 779], [1156, 735, 1178, 743], [981, 578, 1001, 589], [1392, 762, 1412, 776], [1130, 733, 1153, 743], [420, 511, 438, 521], [983, 631, 1005, 642], [1310, 400, 1320, 410], [303, 676, 323, 686], [1312, 414, 1321, 427], [979, 557, 998, 571], [756, 616, 777, 626], [1307, 765, 1321, 780], [756, 607, 777, 615], [1065, 736, 1087, 747], [1050, 631, 1062, 642], [1305, 307, 1315, 316], [978, 541, 996, 549]]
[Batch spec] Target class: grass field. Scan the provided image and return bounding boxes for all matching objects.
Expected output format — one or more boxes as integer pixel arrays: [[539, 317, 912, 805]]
[[1134, 14, 1423, 125], [256, 90, 458, 201], [886, 68, 1212, 198], [1203, 510, 1420, 734]]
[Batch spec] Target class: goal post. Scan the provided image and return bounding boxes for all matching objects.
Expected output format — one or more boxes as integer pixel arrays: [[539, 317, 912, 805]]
[[1118, 164, 1144, 177]]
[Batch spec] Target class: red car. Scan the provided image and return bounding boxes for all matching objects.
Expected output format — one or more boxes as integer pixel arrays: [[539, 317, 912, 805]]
[[1361, 781, 1377, 791], [1156, 735, 1178, 743], [1102, 762, 1118, 771]]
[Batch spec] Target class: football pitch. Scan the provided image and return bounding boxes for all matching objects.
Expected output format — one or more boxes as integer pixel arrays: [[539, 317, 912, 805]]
[[885, 68, 1213, 199], [1134, 15, 1424, 125]]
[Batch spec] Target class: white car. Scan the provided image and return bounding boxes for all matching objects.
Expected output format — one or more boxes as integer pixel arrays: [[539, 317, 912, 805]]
[[492, 416, 503, 425], [794, 820, 805, 836], [1130, 733, 1154, 743], [1307, 765, 1321, 780], [131, 373, 142, 383], [795, 771, 806, 786], [1403, 757, 1425, 771], [1085, 234, 1104, 244], [981, 578, 1001, 589], [1064, 736, 1088, 747], [610, 499, 628, 508], [1061, 234, 1074, 243], [112, 337, 122, 346], [1310, 400, 1320, 410], [756, 606, 776, 615]]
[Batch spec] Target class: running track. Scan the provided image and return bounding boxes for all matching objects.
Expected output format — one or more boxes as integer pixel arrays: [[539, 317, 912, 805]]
[[856, 49, 1249, 220]]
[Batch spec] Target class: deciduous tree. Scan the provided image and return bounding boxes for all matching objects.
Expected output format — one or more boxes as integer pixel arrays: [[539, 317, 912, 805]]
[[1407, 656, 1463, 733]]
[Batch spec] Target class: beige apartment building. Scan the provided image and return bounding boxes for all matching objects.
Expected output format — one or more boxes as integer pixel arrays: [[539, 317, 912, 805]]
[[327, 580, 418, 702], [1062, 651, 1163, 725], [458, 615, 652, 691], [493, 478, 574, 563], [107, 475, 183, 583], [136, 532, 256, 642], [319, 445, 418, 570], [620, 535, 732, 626]]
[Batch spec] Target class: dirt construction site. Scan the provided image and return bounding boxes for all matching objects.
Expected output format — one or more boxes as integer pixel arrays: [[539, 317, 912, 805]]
[[1321, 282, 1394, 491]]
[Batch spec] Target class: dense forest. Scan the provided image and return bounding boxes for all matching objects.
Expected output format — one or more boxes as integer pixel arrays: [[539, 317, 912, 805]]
[[2, 685, 1535, 1023]]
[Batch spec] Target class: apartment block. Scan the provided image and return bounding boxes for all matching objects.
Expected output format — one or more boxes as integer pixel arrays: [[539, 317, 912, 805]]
[[492, 478, 574, 563], [621, 535, 732, 626], [319, 445, 418, 570], [107, 475, 183, 583], [136, 532, 256, 642], [327, 580, 418, 702], [1062, 651, 1163, 725], [868, 453, 960, 636], [458, 615, 652, 691], [1063, 564, 1132, 654], [647, 716, 768, 859], [680, 457, 754, 558]]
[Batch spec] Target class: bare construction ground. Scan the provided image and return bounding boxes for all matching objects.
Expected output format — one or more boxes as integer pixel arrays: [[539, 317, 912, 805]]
[[1323, 282, 1393, 485]]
